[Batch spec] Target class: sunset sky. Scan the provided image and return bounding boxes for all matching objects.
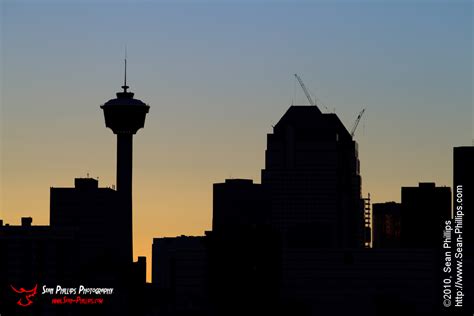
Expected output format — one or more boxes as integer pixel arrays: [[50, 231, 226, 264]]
[[1, 0, 472, 281]]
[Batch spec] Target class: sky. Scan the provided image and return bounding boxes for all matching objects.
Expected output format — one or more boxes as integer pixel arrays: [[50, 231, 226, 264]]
[[1, 0, 472, 281]]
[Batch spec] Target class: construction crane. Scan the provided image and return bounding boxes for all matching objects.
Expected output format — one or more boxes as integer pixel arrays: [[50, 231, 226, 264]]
[[294, 73, 331, 112], [294, 73, 315, 106], [350, 108, 365, 137]]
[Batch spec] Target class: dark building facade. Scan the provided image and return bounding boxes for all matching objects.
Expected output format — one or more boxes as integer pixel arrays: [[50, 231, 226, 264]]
[[0, 218, 75, 315], [261, 106, 363, 248], [152, 236, 209, 315], [212, 179, 269, 234], [209, 179, 279, 316], [49, 177, 148, 315], [400, 182, 451, 248], [0, 218, 74, 283], [372, 202, 401, 248], [50, 178, 125, 277], [279, 248, 440, 315]]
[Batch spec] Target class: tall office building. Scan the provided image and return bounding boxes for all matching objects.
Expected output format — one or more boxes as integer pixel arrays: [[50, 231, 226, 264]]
[[261, 106, 363, 248]]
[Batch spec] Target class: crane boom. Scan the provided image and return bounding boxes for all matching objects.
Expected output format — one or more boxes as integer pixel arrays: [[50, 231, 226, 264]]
[[294, 74, 315, 106], [350, 108, 365, 137]]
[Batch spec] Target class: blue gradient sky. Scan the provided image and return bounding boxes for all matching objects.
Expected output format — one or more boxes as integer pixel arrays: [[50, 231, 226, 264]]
[[1, 0, 472, 280]]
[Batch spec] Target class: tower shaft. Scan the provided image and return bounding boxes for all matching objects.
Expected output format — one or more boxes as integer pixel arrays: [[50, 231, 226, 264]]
[[117, 133, 133, 195], [117, 133, 133, 262]]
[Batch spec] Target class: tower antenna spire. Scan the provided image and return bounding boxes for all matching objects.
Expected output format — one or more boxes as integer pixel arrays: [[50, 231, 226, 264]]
[[122, 46, 129, 92]]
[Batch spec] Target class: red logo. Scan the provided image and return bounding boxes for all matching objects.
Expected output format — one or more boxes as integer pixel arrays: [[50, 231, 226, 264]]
[[10, 284, 38, 307]]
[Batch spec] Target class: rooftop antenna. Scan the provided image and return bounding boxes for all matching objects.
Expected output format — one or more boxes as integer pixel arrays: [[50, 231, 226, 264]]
[[122, 46, 129, 92]]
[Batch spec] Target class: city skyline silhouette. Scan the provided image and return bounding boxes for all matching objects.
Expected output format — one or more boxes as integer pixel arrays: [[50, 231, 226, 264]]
[[2, 4, 471, 280], [1, 6, 472, 315], [1, 73, 473, 314]]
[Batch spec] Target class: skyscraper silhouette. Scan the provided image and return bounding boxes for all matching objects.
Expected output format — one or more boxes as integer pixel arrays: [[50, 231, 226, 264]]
[[261, 105, 363, 248]]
